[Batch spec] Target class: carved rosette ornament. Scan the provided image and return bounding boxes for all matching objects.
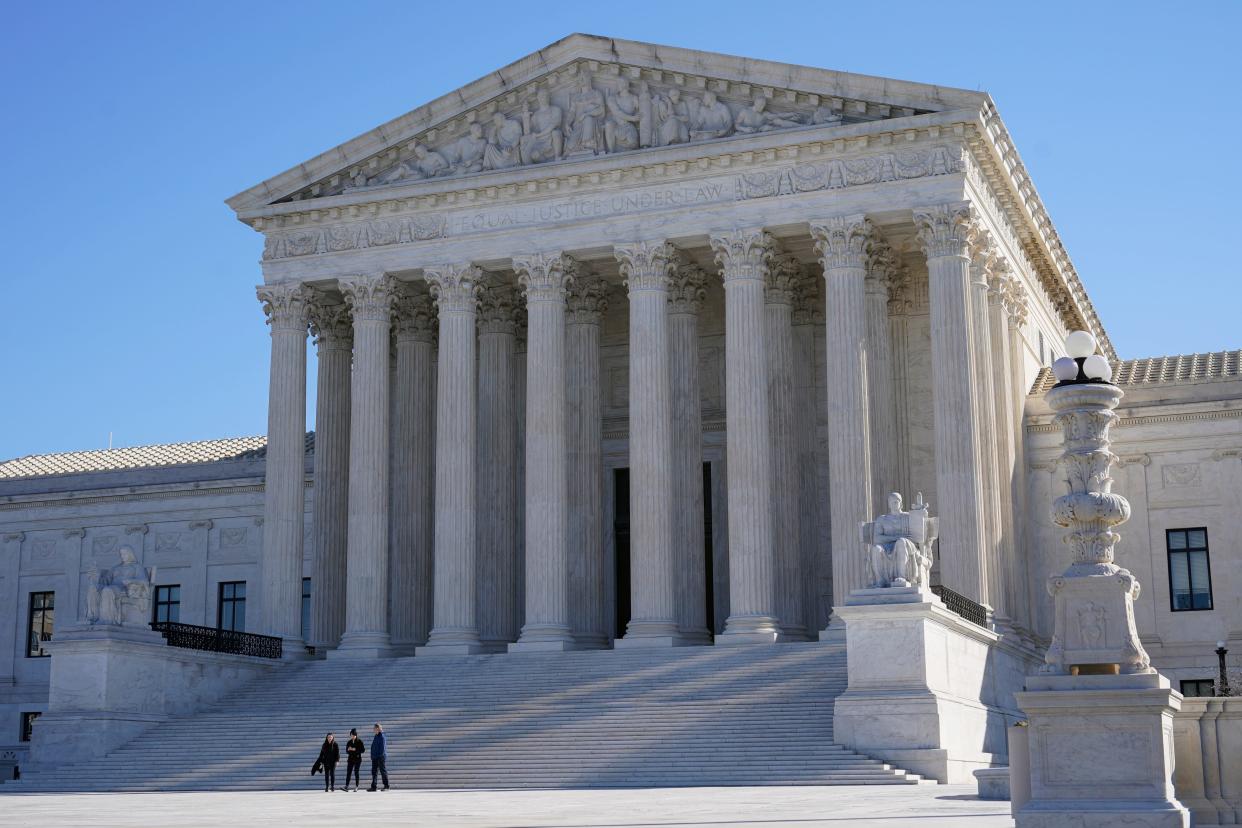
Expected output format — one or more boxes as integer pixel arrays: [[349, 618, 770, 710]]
[[338, 273, 395, 322], [764, 254, 801, 306], [476, 283, 520, 335], [709, 229, 775, 282], [392, 285, 437, 342], [424, 264, 483, 313], [257, 282, 313, 332], [1040, 348, 1152, 676], [912, 202, 980, 261], [306, 295, 353, 348], [809, 216, 873, 272], [667, 257, 707, 315], [514, 252, 572, 303], [566, 265, 609, 325], [615, 241, 676, 293]]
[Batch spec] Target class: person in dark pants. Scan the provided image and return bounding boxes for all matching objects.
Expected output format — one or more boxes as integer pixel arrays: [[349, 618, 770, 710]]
[[344, 728, 366, 791], [316, 732, 340, 792], [368, 723, 389, 791]]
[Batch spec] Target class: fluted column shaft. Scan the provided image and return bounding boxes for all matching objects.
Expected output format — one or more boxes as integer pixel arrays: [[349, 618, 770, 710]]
[[476, 285, 520, 651], [865, 246, 899, 511], [765, 257, 806, 640], [811, 216, 874, 616], [791, 275, 822, 635], [614, 242, 681, 646], [421, 265, 484, 654], [566, 270, 609, 648], [1003, 281, 1034, 635], [710, 230, 780, 644], [307, 298, 351, 650], [509, 253, 575, 650], [987, 270, 1021, 632], [336, 274, 394, 657], [970, 248, 1004, 617], [257, 285, 311, 649], [391, 288, 436, 650], [668, 263, 709, 644], [914, 203, 988, 603]]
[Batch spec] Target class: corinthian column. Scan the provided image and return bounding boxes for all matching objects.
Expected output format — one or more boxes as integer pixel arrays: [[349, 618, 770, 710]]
[[511, 252, 575, 651], [566, 264, 609, 649], [390, 285, 436, 651], [334, 273, 394, 658], [306, 295, 351, 651], [420, 264, 484, 655], [668, 257, 710, 644], [256, 282, 311, 653], [614, 241, 682, 647], [810, 216, 874, 629], [791, 273, 823, 635], [477, 282, 520, 652], [913, 203, 988, 604], [987, 260, 1021, 635], [970, 239, 1004, 619], [865, 239, 900, 511], [766, 254, 807, 640], [1002, 278, 1033, 635], [710, 229, 780, 645]]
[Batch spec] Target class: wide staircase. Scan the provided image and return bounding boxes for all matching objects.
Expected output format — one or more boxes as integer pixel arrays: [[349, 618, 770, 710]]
[[11, 642, 930, 791]]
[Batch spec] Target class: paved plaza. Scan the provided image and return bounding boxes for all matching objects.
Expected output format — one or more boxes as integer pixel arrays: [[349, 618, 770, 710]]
[[1, 785, 1010, 827]]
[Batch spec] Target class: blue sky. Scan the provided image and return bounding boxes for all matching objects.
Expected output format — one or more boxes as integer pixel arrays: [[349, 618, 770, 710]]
[[1, 1, 1238, 459]]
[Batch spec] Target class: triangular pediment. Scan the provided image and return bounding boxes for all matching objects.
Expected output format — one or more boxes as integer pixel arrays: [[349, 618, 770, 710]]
[[227, 34, 987, 213]]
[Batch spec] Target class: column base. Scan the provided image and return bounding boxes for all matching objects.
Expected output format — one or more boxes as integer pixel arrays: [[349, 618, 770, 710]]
[[776, 624, 811, 642], [718, 614, 780, 645], [328, 631, 394, 659], [817, 616, 847, 644], [677, 628, 713, 646], [508, 639, 577, 653]]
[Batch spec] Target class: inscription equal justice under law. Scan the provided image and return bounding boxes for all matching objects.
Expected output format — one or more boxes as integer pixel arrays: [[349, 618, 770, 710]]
[[451, 179, 732, 234]]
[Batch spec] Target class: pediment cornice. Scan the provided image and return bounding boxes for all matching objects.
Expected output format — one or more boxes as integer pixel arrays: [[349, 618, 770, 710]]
[[227, 34, 986, 213]]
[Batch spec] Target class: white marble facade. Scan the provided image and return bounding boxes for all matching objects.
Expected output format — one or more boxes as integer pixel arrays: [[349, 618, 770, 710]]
[[1, 35, 1239, 777]]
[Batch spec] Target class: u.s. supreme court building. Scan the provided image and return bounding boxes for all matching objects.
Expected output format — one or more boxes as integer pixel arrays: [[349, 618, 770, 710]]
[[1, 35, 1238, 799]]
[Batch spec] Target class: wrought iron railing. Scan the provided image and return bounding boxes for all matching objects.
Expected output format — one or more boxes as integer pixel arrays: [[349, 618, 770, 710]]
[[150, 621, 283, 659], [931, 585, 988, 628]]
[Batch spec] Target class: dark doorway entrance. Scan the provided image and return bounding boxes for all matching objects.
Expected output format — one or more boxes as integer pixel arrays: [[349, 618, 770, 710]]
[[613, 464, 714, 639]]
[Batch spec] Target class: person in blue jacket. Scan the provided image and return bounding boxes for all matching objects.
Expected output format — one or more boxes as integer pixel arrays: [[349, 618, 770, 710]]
[[368, 722, 390, 791]]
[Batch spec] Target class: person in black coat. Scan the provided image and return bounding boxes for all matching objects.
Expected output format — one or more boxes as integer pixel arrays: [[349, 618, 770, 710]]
[[315, 732, 340, 792], [344, 728, 365, 791]]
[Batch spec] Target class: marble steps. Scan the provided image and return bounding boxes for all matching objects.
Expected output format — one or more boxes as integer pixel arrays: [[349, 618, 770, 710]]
[[8, 643, 932, 791]]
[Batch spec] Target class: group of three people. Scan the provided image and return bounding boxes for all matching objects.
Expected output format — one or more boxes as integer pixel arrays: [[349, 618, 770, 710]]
[[313, 723, 390, 792]]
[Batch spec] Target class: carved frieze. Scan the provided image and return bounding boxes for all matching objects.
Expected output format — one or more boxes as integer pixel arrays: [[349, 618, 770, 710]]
[[737, 146, 961, 199]]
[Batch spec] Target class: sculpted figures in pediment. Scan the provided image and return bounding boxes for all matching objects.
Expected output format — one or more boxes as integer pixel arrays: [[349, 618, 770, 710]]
[[813, 105, 843, 126], [484, 112, 524, 171], [379, 143, 451, 184], [446, 122, 488, 175], [605, 80, 643, 153], [565, 77, 607, 156], [519, 87, 564, 165], [734, 94, 807, 134], [688, 90, 733, 141], [653, 86, 690, 147]]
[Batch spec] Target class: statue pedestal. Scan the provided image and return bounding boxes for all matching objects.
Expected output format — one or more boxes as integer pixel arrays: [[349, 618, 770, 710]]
[[27, 624, 277, 773], [1014, 673, 1189, 827], [832, 588, 1023, 783]]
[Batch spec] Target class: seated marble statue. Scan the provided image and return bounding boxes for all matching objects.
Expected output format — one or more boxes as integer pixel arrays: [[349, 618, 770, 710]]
[[860, 492, 936, 589], [86, 545, 155, 626], [377, 143, 450, 184]]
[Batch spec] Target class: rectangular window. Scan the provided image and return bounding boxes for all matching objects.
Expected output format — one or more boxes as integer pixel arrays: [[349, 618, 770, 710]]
[[152, 585, 181, 624], [217, 581, 246, 632], [27, 591, 54, 657], [20, 711, 41, 742], [1180, 679, 1216, 698], [1167, 528, 1213, 611], [300, 577, 311, 643]]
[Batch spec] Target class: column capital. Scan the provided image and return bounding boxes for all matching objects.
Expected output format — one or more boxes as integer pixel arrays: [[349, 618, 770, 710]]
[[424, 264, 482, 313], [668, 256, 707, 315], [1004, 277, 1030, 326], [392, 284, 437, 342], [986, 257, 1014, 306], [809, 214, 874, 271], [339, 272, 395, 323], [791, 271, 822, 326], [969, 231, 1000, 289], [257, 282, 313, 333], [566, 264, 610, 324], [615, 240, 676, 292], [514, 252, 571, 303], [709, 229, 775, 282], [307, 294, 353, 348], [913, 202, 981, 260], [765, 254, 801, 306], [865, 237, 901, 298], [477, 283, 520, 335]]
